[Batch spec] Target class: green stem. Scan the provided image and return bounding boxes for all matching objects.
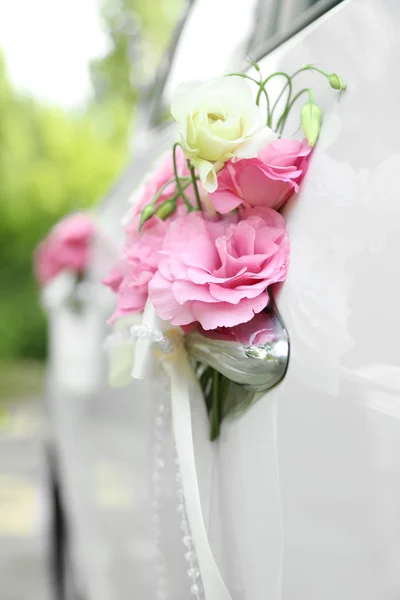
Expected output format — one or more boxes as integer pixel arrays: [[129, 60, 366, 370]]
[[246, 56, 262, 81], [210, 370, 221, 442], [187, 160, 202, 211], [270, 78, 292, 129], [289, 64, 326, 80], [270, 65, 323, 131], [260, 88, 271, 122], [256, 72, 292, 125], [225, 72, 261, 86], [139, 179, 193, 231], [304, 64, 330, 78], [307, 88, 315, 103], [173, 142, 195, 212], [276, 87, 311, 134], [159, 180, 193, 212], [151, 176, 190, 207], [226, 72, 270, 114], [174, 180, 192, 197]]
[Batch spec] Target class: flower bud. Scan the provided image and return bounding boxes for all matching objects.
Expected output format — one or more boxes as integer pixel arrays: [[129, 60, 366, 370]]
[[301, 101, 322, 147], [139, 203, 155, 229], [155, 199, 177, 220], [328, 73, 346, 91]]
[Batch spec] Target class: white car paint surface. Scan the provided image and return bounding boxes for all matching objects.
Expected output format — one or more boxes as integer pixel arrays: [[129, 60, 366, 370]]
[[45, 0, 400, 599], [213, 1, 400, 598]]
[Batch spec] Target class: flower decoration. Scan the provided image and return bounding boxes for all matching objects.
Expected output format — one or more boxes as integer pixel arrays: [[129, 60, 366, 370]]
[[34, 212, 94, 287], [126, 147, 191, 230], [104, 62, 346, 439], [104, 216, 171, 322], [171, 77, 277, 192], [198, 311, 276, 346], [210, 138, 312, 213], [148, 207, 289, 330]]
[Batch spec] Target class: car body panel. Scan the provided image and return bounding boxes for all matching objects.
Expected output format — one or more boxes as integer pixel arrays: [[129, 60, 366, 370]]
[[44, 0, 400, 598], [210, 1, 400, 598]]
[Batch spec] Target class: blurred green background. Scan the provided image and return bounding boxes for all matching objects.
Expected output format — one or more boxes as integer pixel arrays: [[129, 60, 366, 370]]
[[0, 0, 182, 397]]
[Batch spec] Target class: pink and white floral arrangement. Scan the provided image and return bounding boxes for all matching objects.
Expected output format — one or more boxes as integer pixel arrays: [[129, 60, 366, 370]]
[[34, 212, 94, 287], [34, 212, 95, 316], [104, 64, 345, 438]]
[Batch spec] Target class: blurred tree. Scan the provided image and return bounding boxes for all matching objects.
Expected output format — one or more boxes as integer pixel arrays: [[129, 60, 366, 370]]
[[90, 0, 184, 110], [0, 51, 126, 360], [0, 0, 185, 364]]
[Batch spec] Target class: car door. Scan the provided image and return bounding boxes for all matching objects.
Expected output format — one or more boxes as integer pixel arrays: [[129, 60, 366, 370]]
[[68, 2, 351, 600], [207, 1, 400, 599], [47, 1, 293, 599]]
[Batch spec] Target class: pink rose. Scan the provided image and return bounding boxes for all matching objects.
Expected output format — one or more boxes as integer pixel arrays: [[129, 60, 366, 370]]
[[34, 213, 94, 286], [148, 206, 290, 330], [101, 264, 124, 293], [210, 138, 311, 213], [126, 147, 190, 232], [103, 217, 169, 322], [197, 311, 276, 345]]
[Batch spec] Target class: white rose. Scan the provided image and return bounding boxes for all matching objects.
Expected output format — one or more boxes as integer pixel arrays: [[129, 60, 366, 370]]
[[171, 77, 277, 192]]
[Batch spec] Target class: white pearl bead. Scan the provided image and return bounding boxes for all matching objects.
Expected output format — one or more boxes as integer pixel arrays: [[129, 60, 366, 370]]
[[184, 550, 196, 563], [180, 519, 189, 531], [190, 583, 201, 596], [153, 330, 163, 342], [187, 567, 200, 579]]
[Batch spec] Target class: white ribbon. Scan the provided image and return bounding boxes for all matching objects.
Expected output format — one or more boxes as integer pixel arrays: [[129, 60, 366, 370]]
[[161, 341, 232, 600], [40, 271, 77, 311], [130, 301, 233, 600]]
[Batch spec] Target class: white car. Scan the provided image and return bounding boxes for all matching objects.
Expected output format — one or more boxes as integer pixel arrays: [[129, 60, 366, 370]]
[[44, 1, 400, 599]]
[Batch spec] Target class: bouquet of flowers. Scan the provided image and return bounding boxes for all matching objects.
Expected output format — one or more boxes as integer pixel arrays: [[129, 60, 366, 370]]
[[34, 212, 95, 311], [104, 63, 345, 439]]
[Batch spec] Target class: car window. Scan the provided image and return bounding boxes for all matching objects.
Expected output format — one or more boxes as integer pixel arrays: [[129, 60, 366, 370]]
[[249, 0, 344, 60], [151, 0, 261, 124], [150, 0, 343, 126]]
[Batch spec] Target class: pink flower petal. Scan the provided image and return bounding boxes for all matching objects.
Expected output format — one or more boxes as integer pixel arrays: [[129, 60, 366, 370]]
[[186, 265, 247, 285], [192, 295, 268, 330], [149, 209, 289, 330], [34, 213, 94, 286], [172, 279, 218, 304], [209, 138, 312, 213], [198, 311, 275, 345], [210, 189, 243, 213], [149, 271, 196, 325]]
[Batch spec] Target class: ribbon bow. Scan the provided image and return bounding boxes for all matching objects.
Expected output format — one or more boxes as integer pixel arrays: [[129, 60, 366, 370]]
[[109, 300, 232, 600]]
